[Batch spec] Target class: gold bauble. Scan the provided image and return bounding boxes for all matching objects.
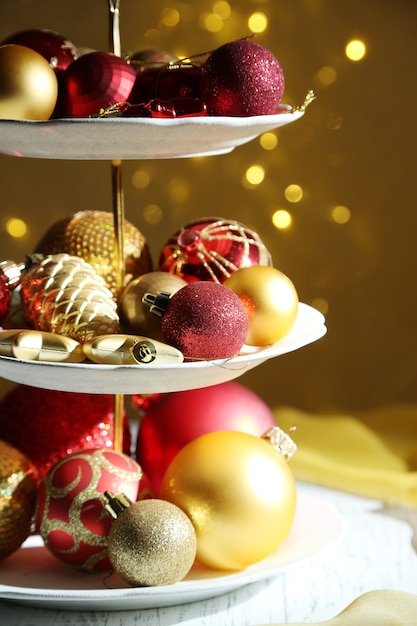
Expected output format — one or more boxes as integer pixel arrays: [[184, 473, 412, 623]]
[[34, 210, 153, 299], [224, 265, 299, 346], [119, 271, 187, 341], [161, 430, 297, 571], [0, 440, 38, 560], [0, 44, 58, 120]]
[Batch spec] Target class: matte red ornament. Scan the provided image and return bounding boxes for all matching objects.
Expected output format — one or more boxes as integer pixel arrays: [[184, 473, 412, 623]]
[[159, 217, 272, 283], [0, 385, 131, 480], [36, 448, 143, 572], [57, 51, 136, 118], [134, 381, 276, 495], [1, 28, 79, 75], [200, 39, 285, 116]]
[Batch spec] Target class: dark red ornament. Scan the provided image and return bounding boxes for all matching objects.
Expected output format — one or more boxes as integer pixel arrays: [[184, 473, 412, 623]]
[[0, 385, 131, 480], [120, 97, 207, 118], [200, 39, 285, 116], [0, 28, 79, 75], [57, 51, 136, 118], [129, 63, 201, 105], [0, 270, 10, 326], [159, 217, 272, 283]]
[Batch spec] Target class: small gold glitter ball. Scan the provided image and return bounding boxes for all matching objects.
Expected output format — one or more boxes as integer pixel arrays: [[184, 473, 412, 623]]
[[108, 498, 197, 586]]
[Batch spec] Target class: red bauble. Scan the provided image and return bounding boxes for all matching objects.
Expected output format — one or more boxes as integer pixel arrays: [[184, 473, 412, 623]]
[[1, 28, 79, 75], [0, 385, 131, 479], [57, 51, 136, 118], [0, 269, 10, 325], [159, 217, 272, 283], [160, 281, 248, 360], [134, 381, 276, 495], [129, 63, 201, 106], [36, 448, 142, 572], [200, 39, 285, 116]]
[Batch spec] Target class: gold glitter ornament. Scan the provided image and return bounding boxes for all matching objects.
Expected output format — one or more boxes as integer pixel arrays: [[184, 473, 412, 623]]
[[0, 440, 38, 561], [34, 210, 152, 299], [20, 253, 120, 343], [105, 493, 197, 586]]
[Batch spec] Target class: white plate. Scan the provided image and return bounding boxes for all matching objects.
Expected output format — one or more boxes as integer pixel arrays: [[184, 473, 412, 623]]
[[0, 108, 303, 160], [0, 493, 347, 611], [0, 303, 325, 394]]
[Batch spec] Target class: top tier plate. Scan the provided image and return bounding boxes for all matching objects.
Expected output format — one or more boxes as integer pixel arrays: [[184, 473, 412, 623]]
[[0, 108, 303, 160]]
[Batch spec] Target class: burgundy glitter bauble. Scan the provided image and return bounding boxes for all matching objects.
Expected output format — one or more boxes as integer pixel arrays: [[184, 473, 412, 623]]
[[0, 269, 10, 325], [0, 28, 80, 75], [0, 385, 131, 480], [160, 281, 248, 360], [159, 217, 272, 283], [57, 51, 136, 118], [200, 39, 285, 116]]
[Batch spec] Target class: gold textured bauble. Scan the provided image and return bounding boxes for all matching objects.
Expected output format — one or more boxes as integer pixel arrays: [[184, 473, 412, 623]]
[[119, 271, 187, 341], [161, 430, 297, 571], [224, 265, 299, 346], [0, 440, 38, 560], [0, 44, 58, 120], [107, 498, 197, 586], [34, 210, 153, 299]]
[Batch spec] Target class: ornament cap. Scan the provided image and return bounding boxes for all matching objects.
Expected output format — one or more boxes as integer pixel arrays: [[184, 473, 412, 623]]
[[0, 260, 25, 288], [142, 291, 172, 317], [104, 491, 133, 519], [262, 426, 297, 461]]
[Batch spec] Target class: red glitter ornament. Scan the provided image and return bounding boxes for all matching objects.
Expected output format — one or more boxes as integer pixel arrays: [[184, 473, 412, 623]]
[[0, 385, 131, 480], [57, 51, 136, 118], [36, 448, 142, 572], [1, 28, 79, 75], [200, 39, 285, 116], [134, 381, 276, 495], [156, 281, 249, 360], [159, 217, 272, 283]]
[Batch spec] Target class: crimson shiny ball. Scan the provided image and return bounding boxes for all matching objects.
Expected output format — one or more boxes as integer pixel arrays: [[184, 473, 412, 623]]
[[160, 281, 248, 360], [134, 381, 276, 495], [58, 51, 136, 117], [0, 385, 131, 480], [1, 28, 79, 74], [200, 39, 285, 116]]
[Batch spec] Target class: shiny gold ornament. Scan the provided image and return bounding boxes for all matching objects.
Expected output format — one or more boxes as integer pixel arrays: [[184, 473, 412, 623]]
[[0, 44, 58, 120], [119, 271, 187, 342], [34, 210, 152, 299], [20, 253, 120, 343], [224, 265, 299, 346], [0, 440, 38, 560], [13, 329, 84, 362], [161, 429, 297, 571], [105, 493, 197, 586], [83, 333, 183, 365]]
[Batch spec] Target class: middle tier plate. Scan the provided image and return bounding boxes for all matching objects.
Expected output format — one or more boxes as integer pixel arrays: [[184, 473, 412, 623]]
[[0, 303, 325, 395]]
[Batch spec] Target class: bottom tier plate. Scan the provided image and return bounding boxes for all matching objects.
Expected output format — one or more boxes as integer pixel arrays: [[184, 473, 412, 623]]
[[0, 303, 326, 394], [0, 493, 346, 611]]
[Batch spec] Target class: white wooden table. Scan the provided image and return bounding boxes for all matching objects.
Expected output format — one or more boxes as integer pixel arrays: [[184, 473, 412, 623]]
[[1, 482, 416, 625]]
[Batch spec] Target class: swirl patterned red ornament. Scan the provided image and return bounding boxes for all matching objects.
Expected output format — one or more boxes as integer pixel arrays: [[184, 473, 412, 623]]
[[36, 448, 143, 572], [158, 217, 272, 283]]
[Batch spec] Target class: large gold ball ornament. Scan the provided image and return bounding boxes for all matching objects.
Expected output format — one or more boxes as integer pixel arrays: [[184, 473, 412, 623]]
[[0, 440, 38, 560], [224, 265, 299, 346], [0, 44, 58, 120], [160, 430, 297, 571]]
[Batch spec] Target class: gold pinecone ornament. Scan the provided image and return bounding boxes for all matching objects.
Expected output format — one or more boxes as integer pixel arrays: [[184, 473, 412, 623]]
[[33, 210, 153, 299], [20, 253, 120, 343]]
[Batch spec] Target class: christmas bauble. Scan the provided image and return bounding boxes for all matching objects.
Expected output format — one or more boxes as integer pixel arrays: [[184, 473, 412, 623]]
[[1, 28, 80, 75], [134, 381, 276, 495], [106, 495, 196, 586], [224, 265, 299, 345], [57, 51, 136, 117], [0, 269, 11, 325], [0, 44, 58, 120], [159, 217, 272, 283], [200, 39, 285, 116], [158, 281, 248, 360], [126, 48, 178, 70], [0, 440, 38, 560], [129, 62, 201, 106], [161, 429, 297, 570], [119, 271, 187, 341], [34, 210, 152, 298], [37, 448, 142, 572], [0, 385, 131, 479], [20, 253, 120, 342]]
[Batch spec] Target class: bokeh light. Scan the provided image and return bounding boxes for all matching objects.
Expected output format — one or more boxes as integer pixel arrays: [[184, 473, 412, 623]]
[[284, 184, 303, 203], [248, 12, 268, 33], [331, 205, 351, 224], [243, 164, 265, 187], [5, 218, 27, 238], [260, 132, 278, 151], [345, 38, 366, 61], [272, 209, 292, 230]]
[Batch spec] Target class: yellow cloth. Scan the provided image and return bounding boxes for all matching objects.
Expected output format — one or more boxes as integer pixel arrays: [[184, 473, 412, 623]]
[[257, 590, 417, 625], [273, 405, 417, 507]]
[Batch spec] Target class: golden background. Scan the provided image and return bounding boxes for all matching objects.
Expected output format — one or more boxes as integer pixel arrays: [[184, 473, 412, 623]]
[[0, 0, 416, 413]]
